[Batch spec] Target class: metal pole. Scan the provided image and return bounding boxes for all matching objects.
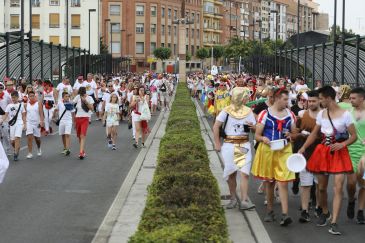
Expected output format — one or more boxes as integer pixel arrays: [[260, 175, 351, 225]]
[[230, 0, 232, 40], [278, 49, 281, 76], [29, 0, 32, 82], [355, 35, 360, 87], [275, 12, 278, 74], [304, 46, 307, 81], [322, 43, 325, 83], [40, 41, 44, 80], [66, 0, 69, 47], [312, 44, 316, 88], [50, 44, 53, 80], [211, 46, 214, 68], [5, 32, 10, 77], [84, 49, 87, 77], [21, 0, 25, 78], [297, 0, 300, 76], [110, 23, 113, 55], [252, 17, 255, 41], [72, 47, 76, 82], [59, 44, 62, 81], [89, 10, 91, 52], [290, 49, 293, 78], [78, 48, 82, 76], [333, 0, 338, 82], [340, 0, 345, 84]]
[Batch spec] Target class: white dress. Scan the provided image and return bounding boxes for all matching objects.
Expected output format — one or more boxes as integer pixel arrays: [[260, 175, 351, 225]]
[[216, 110, 256, 180]]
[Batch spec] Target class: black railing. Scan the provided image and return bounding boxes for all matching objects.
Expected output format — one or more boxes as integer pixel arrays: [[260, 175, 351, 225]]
[[243, 35, 365, 88]]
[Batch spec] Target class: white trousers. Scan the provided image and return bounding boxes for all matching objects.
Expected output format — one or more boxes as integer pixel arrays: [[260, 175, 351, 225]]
[[0, 123, 11, 154], [43, 106, 54, 132]]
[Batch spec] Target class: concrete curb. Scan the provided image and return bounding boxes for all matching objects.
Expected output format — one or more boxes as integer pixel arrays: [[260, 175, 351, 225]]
[[194, 99, 272, 243], [91, 95, 174, 243]]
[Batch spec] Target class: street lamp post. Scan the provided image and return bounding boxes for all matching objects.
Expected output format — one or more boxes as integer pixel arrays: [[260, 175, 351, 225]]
[[333, 0, 338, 82], [88, 9, 96, 53], [341, 0, 346, 84], [297, 0, 300, 77], [120, 29, 126, 57], [104, 18, 111, 49], [271, 9, 279, 74]]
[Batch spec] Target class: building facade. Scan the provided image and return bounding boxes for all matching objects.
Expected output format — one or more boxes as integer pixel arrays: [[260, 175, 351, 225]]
[[102, 0, 204, 72], [203, 0, 223, 47], [1, 0, 100, 54]]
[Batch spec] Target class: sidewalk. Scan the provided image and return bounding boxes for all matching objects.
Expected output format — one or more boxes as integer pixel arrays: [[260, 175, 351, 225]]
[[91, 101, 172, 243], [194, 99, 272, 243]]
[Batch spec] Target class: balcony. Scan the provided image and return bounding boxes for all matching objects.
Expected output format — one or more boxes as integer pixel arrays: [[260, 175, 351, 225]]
[[203, 11, 223, 19]]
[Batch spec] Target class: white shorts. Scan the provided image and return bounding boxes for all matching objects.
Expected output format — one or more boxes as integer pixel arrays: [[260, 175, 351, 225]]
[[151, 97, 158, 106], [26, 122, 41, 137], [132, 111, 141, 122], [59, 122, 72, 135], [106, 121, 119, 127], [10, 124, 23, 140], [160, 92, 168, 102], [300, 169, 316, 186]]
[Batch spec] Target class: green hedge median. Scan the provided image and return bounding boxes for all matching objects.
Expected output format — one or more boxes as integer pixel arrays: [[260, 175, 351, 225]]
[[129, 84, 228, 242]]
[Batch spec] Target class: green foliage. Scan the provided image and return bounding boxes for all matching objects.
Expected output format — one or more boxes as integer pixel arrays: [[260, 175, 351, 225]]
[[186, 52, 192, 62], [210, 45, 225, 60], [153, 47, 172, 61], [100, 37, 108, 54], [129, 84, 228, 243], [328, 25, 356, 42], [196, 47, 210, 60]]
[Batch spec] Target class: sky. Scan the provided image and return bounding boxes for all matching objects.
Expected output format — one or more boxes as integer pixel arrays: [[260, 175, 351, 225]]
[[315, 0, 365, 35]]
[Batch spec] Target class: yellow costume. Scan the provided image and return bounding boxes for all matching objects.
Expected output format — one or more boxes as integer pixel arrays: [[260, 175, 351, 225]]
[[214, 89, 230, 115]]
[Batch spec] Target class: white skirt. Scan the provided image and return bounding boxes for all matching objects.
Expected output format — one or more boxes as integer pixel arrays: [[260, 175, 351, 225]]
[[221, 142, 252, 181], [132, 111, 141, 122]]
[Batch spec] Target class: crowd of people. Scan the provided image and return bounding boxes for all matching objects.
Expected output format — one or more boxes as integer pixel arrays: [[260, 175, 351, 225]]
[[187, 73, 365, 235], [0, 73, 175, 161]]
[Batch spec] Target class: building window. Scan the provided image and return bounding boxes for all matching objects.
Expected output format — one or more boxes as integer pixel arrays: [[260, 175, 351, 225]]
[[136, 5, 144, 16], [49, 13, 60, 28], [49, 36, 60, 45], [191, 13, 195, 22], [111, 23, 120, 33], [197, 13, 200, 23], [32, 0, 40, 7], [161, 25, 165, 35], [71, 36, 80, 48], [111, 42, 120, 53], [151, 6, 157, 17], [49, 0, 59, 6], [71, 14, 81, 29], [136, 23, 144, 34], [191, 45, 195, 55], [10, 0, 20, 7], [186, 28, 188, 38], [168, 8, 171, 19], [136, 42, 144, 54], [174, 26, 177, 36], [174, 10, 178, 20], [168, 43, 171, 49], [150, 42, 156, 54], [110, 5, 120, 16], [10, 15, 20, 29], [191, 29, 194, 38], [173, 44, 177, 55], [32, 36, 40, 41], [151, 24, 156, 34], [197, 30, 200, 39], [161, 43, 165, 47], [162, 7, 165, 18], [186, 45, 188, 53], [71, 0, 81, 7], [168, 25, 171, 36], [32, 15, 40, 29]]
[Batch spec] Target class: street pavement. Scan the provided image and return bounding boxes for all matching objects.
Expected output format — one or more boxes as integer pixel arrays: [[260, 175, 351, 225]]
[[0, 114, 159, 243], [199, 100, 364, 243]]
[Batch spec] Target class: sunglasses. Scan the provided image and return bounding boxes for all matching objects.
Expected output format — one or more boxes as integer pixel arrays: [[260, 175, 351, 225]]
[[299, 99, 307, 102], [108, 86, 113, 88]]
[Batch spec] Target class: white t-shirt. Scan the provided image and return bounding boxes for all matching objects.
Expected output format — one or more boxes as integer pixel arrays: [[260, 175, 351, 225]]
[[85, 80, 97, 96], [56, 83, 73, 101], [102, 91, 119, 108], [295, 84, 309, 92], [0, 92, 12, 121], [26, 102, 40, 124], [73, 81, 87, 91], [216, 110, 256, 136], [5, 103, 25, 125], [73, 95, 94, 118], [57, 101, 75, 123], [316, 109, 353, 134]]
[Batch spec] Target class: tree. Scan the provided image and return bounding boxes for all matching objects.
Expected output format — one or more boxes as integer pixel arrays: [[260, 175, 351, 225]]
[[196, 48, 209, 71], [100, 37, 109, 54], [328, 25, 356, 42], [153, 47, 172, 72], [210, 45, 224, 62]]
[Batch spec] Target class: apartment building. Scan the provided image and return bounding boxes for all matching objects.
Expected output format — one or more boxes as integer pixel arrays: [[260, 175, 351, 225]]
[[1, 0, 100, 54], [202, 0, 223, 47], [102, 0, 203, 72]]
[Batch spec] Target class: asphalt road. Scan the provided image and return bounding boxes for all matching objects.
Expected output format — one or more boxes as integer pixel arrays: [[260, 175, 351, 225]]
[[0, 114, 159, 243], [199, 100, 364, 243]]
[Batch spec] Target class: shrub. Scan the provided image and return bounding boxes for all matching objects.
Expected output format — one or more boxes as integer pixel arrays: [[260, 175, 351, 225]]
[[129, 84, 228, 242]]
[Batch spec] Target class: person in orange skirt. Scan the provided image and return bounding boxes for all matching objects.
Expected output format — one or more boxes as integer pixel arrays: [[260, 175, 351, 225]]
[[299, 86, 357, 235]]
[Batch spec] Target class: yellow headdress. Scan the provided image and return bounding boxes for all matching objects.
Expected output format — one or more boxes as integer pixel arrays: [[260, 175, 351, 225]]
[[339, 85, 351, 101], [224, 87, 251, 119]]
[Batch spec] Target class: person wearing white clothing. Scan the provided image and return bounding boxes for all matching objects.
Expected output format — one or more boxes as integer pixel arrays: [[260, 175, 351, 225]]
[[213, 87, 256, 211], [41, 80, 57, 134], [56, 77, 73, 102], [131, 86, 150, 148], [25, 91, 44, 159], [73, 75, 87, 97], [0, 91, 26, 161], [54, 92, 75, 156], [0, 82, 12, 155]]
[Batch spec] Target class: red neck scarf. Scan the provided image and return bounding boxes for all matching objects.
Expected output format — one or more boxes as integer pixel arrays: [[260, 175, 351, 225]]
[[29, 99, 37, 105], [44, 87, 53, 94], [6, 88, 14, 94], [0, 92, 4, 100]]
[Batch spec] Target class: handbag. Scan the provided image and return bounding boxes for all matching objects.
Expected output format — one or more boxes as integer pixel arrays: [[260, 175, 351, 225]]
[[327, 109, 349, 142], [140, 101, 151, 121], [8, 104, 22, 126], [219, 113, 229, 139]]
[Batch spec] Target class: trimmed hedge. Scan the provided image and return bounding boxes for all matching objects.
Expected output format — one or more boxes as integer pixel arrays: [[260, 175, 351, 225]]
[[129, 84, 228, 242]]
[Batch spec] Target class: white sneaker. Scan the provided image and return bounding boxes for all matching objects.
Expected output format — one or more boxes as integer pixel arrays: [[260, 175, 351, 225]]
[[37, 149, 42, 156], [26, 153, 33, 159]]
